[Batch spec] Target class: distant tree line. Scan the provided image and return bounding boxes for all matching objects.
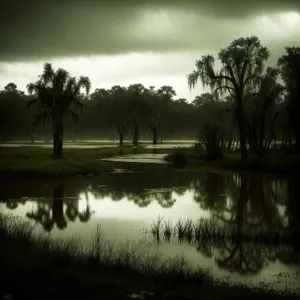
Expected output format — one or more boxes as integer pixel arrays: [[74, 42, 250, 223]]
[[0, 35, 299, 159]]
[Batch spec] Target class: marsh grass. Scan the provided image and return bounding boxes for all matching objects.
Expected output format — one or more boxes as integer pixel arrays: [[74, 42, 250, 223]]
[[163, 220, 173, 242], [0, 213, 298, 299], [150, 217, 295, 246], [0, 213, 208, 282]]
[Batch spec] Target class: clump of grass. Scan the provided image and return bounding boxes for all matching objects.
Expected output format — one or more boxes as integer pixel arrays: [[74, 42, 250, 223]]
[[150, 216, 163, 236], [163, 220, 173, 242], [0, 214, 36, 241], [177, 220, 185, 241], [184, 220, 194, 243], [149, 218, 295, 246]]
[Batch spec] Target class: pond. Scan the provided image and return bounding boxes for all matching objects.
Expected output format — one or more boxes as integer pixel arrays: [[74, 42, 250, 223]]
[[0, 168, 299, 294]]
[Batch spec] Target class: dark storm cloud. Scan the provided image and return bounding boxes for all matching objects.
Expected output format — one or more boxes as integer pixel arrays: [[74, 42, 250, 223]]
[[0, 0, 299, 61]]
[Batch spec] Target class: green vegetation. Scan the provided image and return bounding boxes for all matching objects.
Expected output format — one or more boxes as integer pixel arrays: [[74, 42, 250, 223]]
[[1, 143, 299, 182], [0, 213, 296, 300], [165, 147, 300, 175], [0, 146, 133, 181], [0, 145, 178, 181], [164, 148, 188, 167]]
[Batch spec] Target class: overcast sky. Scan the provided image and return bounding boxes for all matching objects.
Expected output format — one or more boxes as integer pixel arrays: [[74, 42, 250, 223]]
[[0, 0, 299, 101]]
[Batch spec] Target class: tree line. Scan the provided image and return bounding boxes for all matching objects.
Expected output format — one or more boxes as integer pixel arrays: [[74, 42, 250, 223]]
[[0, 36, 299, 159]]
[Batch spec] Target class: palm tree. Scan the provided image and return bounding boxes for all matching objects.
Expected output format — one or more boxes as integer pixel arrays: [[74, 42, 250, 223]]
[[27, 63, 91, 158], [187, 36, 269, 161]]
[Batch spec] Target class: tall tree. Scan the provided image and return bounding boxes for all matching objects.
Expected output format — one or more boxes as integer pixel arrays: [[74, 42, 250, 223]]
[[27, 63, 91, 158], [187, 36, 269, 161], [277, 47, 300, 150], [127, 83, 147, 146], [246, 67, 284, 154], [108, 85, 131, 145], [144, 85, 175, 144]]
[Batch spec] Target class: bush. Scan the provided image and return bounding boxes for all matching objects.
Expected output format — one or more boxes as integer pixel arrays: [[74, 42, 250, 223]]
[[197, 123, 224, 160], [165, 148, 188, 166]]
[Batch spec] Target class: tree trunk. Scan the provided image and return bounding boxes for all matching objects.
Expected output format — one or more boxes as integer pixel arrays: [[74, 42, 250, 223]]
[[119, 134, 124, 145], [117, 125, 125, 146], [133, 127, 139, 146], [52, 185, 66, 229], [132, 119, 139, 146], [152, 127, 157, 145], [57, 138, 63, 158], [52, 113, 64, 158], [53, 133, 58, 158], [236, 109, 248, 161]]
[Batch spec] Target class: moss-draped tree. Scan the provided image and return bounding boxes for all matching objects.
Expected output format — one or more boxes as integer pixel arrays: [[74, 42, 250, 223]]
[[187, 36, 269, 161]]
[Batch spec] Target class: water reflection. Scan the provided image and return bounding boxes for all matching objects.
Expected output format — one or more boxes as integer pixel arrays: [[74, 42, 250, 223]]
[[0, 172, 299, 292], [8, 184, 93, 232]]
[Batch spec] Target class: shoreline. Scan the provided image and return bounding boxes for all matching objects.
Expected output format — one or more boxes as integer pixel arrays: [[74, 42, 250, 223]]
[[1, 145, 300, 182]]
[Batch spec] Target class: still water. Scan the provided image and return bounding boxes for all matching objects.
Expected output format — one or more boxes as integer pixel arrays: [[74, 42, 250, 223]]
[[0, 167, 299, 293]]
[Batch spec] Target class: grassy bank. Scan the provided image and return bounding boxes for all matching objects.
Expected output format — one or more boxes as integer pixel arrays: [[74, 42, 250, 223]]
[[0, 145, 160, 181], [165, 148, 300, 175], [0, 213, 297, 300]]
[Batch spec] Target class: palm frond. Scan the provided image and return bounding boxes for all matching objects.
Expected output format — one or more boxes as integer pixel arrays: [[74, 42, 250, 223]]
[[41, 63, 55, 85], [32, 109, 52, 130], [68, 109, 79, 124], [75, 76, 91, 95], [65, 77, 77, 94], [53, 68, 69, 96], [71, 97, 84, 112], [27, 80, 43, 95]]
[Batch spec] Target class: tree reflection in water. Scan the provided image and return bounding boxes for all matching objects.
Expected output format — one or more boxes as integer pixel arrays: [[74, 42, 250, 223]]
[[6, 184, 94, 232], [2, 172, 299, 276], [191, 174, 299, 275], [87, 183, 183, 208]]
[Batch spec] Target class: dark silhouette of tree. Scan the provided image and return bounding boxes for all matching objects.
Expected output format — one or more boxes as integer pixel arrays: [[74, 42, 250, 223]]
[[188, 36, 269, 161], [190, 174, 291, 275], [108, 85, 130, 145], [277, 47, 300, 150], [26, 63, 91, 158], [127, 84, 147, 146], [144, 86, 175, 144], [245, 67, 284, 154]]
